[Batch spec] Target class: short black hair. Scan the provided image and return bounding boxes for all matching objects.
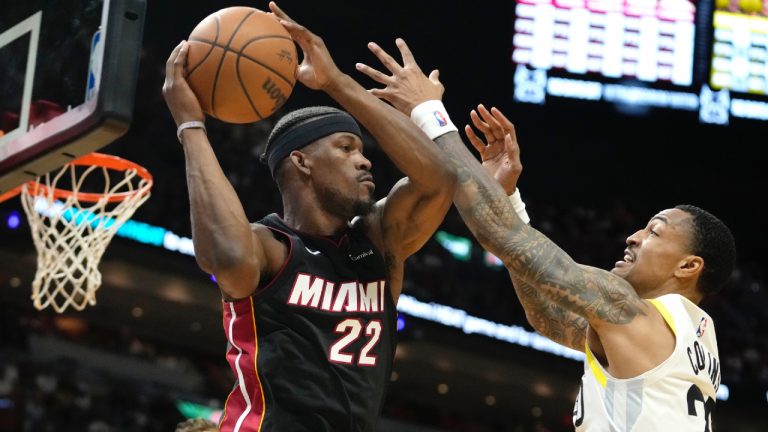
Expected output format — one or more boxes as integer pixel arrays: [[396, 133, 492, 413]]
[[260, 106, 347, 178], [675, 204, 736, 295]]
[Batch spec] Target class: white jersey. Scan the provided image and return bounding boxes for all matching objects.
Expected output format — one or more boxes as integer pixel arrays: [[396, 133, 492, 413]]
[[573, 294, 720, 431]]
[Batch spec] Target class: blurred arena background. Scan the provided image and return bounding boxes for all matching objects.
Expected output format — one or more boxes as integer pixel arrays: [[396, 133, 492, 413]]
[[1, 0, 767, 430]]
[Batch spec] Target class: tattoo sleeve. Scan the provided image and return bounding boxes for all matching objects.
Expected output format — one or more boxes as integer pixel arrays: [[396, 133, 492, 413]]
[[510, 273, 588, 351], [433, 132, 646, 329]]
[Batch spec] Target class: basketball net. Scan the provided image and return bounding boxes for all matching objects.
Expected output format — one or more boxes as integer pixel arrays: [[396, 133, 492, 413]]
[[18, 154, 152, 313]]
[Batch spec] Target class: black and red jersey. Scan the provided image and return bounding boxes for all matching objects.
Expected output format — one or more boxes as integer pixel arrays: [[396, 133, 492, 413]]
[[219, 213, 396, 432]]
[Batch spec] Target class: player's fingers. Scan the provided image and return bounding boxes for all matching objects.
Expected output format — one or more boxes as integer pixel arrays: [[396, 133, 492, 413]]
[[271, 0, 312, 49], [428, 69, 441, 84], [470, 110, 492, 135], [478, 105, 505, 141], [173, 41, 190, 79], [355, 63, 392, 85], [490, 106, 517, 137], [165, 41, 184, 79], [503, 133, 518, 156], [368, 42, 402, 74], [504, 130, 521, 159], [268, 2, 313, 46], [269, 2, 296, 24], [369, 88, 389, 99], [396, 38, 419, 68], [465, 125, 487, 155], [277, 19, 315, 53]]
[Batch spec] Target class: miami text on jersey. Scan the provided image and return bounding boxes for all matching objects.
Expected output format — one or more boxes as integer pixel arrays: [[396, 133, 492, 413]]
[[287, 273, 386, 313]]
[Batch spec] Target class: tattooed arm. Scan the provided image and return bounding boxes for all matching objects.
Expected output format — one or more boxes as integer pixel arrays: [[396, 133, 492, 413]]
[[464, 106, 589, 351], [356, 40, 668, 370], [430, 130, 649, 327], [432, 127, 674, 377], [511, 274, 588, 350], [359, 40, 679, 376]]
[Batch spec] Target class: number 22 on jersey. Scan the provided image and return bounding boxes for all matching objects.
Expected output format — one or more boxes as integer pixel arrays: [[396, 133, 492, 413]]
[[329, 319, 382, 366]]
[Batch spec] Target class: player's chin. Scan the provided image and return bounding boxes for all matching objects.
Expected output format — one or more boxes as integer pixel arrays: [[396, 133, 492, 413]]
[[357, 183, 375, 201], [353, 197, 376, 217], [359, 180, 375, 194], [610, 264, 628, 277]]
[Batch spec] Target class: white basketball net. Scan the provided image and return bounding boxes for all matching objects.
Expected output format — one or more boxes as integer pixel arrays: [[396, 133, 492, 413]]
[[19, 161, 151, 313]]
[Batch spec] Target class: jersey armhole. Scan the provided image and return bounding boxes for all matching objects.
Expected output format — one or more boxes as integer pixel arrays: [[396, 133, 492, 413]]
[[584, 299, 680, 384], [584, 341, 608, 388], [252, 226, 294, 301], [648, 298, 677, 336]]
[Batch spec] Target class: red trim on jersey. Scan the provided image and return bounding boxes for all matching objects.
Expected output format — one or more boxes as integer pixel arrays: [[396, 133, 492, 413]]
[[322, 232, 348, 248], [219, 298, 266, 432], [218, 388, 235, 430]]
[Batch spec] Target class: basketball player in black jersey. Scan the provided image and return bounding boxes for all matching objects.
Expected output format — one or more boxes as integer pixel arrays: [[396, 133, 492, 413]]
[[162, 3, 456, 432]]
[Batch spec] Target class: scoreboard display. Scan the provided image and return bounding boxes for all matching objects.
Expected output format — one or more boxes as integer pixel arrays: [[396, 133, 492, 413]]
[[514, 0, 696, 85], [512, 0, 768, 123], [711, 5, 768, 95]]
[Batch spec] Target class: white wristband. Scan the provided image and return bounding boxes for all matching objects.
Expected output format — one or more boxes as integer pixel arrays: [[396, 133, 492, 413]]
[[177, 121, 206, 143], [509, 188, 530, 225], [410, 100, 458, 140]]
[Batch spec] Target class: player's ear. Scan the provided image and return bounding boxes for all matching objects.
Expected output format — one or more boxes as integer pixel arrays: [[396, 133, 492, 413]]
[[288, 150, 311, 175], [675, 255, 703, 280]]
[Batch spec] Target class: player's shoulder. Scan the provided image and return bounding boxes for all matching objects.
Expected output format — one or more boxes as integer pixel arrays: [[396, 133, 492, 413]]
[[251, 214, 292, 240], [352, 201, 387, 251], [250, 222, 288, 246], [249, 222, 291, 272], [250, 221, 272, 233], [646, 293, 702, 322]]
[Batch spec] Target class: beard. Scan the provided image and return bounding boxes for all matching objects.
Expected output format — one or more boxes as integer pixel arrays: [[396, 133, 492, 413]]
[[318, 183, 375, 219], [352, 198, 375, 216]]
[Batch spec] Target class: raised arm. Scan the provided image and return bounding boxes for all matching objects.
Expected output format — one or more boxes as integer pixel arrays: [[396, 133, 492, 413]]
[[356, 40, 649, 334], [466, 106, 588, 351], [454, 118, 648, 334], [162, 42, 275, 300], [270, 3, 457, 287]]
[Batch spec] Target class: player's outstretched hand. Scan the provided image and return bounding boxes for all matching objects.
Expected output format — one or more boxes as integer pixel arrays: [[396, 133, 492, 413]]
[[162, 41, 205, 128], [269, 2, 343, 91], [355, 38, 443, 115], [465, 105, 522, 195]]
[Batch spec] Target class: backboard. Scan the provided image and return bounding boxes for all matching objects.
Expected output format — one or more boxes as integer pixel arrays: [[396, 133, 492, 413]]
[[0, 0, 147, 195]]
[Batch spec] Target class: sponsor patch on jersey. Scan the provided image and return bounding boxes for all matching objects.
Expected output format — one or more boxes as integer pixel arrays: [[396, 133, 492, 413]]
[[349, 249, 373, 261], [696, 316, 708, 337]]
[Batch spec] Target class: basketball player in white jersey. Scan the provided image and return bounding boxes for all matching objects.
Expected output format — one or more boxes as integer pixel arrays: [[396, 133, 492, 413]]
[[355, 39, 736, 431]]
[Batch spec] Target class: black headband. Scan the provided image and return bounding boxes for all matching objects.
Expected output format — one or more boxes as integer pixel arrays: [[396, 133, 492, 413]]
[[265, 112, 362, 177]]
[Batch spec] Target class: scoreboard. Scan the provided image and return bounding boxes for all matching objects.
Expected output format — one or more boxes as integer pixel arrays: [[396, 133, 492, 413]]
[[512, 0, 768, 123], [711, 10, 768, 95], [514, 0, 696, 85]]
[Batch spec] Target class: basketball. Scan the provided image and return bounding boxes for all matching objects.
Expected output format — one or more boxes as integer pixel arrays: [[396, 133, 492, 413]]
[[186, 7, 297, 124]]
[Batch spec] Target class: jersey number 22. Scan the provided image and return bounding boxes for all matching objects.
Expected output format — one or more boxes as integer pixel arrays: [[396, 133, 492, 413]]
[[329, 319, 382, 366]]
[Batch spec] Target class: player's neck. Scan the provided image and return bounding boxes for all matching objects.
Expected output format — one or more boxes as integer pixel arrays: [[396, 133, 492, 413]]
[[642, 280, 702, 304], [282, 201, 348, 237]]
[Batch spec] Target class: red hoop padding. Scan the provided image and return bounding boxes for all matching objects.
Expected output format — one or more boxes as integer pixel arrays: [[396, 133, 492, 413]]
[[0, 153, 153, 204]]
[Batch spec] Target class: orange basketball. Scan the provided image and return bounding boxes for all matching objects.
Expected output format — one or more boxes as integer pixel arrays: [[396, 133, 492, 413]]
[[186, 7, 297, 124]]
